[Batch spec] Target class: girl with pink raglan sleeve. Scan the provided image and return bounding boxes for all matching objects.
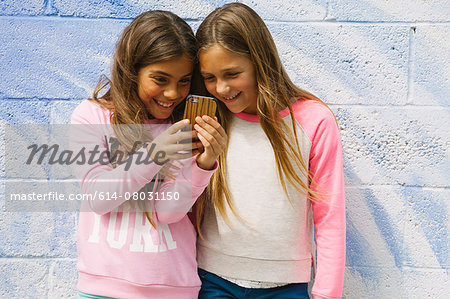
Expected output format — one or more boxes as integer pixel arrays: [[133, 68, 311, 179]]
[[193, 3, 346, 299]]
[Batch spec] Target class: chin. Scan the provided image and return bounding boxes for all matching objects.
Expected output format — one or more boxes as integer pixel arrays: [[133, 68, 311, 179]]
[[148, 109, 172, 120], [224, 105, 243, 114], [155, 113, 173, 119]]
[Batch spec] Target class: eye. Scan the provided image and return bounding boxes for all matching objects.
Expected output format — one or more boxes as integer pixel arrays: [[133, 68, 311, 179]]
[[226, 72, 240, 78], [202, 75, 215, 81], [179, 77, 191, 85], [152, 77, 167, 83]]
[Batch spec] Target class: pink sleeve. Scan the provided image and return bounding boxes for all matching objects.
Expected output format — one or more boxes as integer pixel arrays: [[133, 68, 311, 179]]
[[293, 100, 346, 299], [69, 101, 165, 214], [309, 110, 346, 299], [154, 158, 218, 224]]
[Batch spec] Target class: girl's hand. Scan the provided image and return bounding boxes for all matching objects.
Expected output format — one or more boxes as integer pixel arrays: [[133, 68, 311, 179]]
[[147, 119, 199, 164], [193, 115, 227, 170]]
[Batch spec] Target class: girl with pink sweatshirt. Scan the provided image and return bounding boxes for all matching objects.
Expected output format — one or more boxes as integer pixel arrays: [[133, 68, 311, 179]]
[[70, 10, 226, 299], [194, 3, 346, 299]]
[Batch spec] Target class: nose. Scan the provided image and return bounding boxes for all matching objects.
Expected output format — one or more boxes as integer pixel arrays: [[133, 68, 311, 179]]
[[163, 84, 179, 100], [216, 79, 229, 95]]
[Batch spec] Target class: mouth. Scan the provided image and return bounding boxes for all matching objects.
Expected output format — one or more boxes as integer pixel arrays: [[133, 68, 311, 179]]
[[153, 98, 175, 108], [222, 92, 241, 102]]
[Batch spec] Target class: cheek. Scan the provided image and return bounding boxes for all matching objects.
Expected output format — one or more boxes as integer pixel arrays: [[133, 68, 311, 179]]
[[242, 84, 258, 102], [179, 84, 191, 98], [240, 75, 257, 91], [138, 81, 160, 99], [204, 81, 217, 95]]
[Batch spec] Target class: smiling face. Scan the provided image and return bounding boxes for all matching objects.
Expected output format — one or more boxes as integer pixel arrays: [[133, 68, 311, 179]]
[[137, 54, 193, 119], [199, 44, 259, 115]]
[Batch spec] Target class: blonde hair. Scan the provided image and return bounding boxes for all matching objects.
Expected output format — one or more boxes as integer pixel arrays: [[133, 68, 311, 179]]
[[89, 10, 197, 226], [195, 3, 329, 236]]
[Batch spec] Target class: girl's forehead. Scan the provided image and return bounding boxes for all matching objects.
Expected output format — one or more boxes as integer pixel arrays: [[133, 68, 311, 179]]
[[199, 48, 255, 75], [199, 44, 247, 62], [140, 55, 194, 74]]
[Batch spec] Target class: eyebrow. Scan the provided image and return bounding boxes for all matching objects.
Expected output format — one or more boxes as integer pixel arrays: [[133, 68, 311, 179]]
[[222, 67, 240, 72], [200, 67, 240, 75], [150, 71, 192, 78]]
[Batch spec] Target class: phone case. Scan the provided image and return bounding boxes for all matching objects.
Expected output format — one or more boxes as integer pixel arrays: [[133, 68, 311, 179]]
[[183, 95, 217, 125]]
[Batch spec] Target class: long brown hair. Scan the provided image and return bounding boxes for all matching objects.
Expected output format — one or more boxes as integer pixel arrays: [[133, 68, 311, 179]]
[[90, 10, 197, 225], [195, 3, 329, 235]]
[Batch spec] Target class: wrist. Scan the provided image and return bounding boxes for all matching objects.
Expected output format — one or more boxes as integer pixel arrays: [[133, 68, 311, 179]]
[[195, 156, 215, 170]]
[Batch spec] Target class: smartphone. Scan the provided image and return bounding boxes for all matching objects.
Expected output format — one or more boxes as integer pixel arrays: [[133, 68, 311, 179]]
[[183, 95, 217, 126]]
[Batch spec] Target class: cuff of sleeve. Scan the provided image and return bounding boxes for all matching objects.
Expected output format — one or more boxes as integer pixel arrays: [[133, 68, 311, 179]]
[[312, 293, 340, 299], [182, 157, 218, 188]]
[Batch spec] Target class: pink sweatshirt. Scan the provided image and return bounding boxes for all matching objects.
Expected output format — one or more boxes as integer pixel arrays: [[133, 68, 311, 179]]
[[197, 99, 345, 299], [71, 100, 217, 299]]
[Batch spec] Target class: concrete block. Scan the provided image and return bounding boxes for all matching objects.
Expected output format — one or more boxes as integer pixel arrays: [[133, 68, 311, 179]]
[[0, 126, 5, 179], [334, 106, 450, 186], [48, 260, 77, 299], [412, 25, 450, 106], [0, 100, 51, 180], [50, 100, 83, 125], [52, 0, 217, 19], [0, 100, 50, 124], [346, 186, 449, 269], [400, 268, 449, 299], [329, 0, 450, 22], [0, 260, 49, 298], [0, 181, 4, 212], [0, 0, 47, 16], [402, 187, 449, 269], [346, 186, 407, 268], [269, 23, 409, 105], [3, 123, 51, 181], [0, 212, 77, 257], [343, 266, 401, 299], [0, 19, 127, 100], [237, 0, 327, 21]]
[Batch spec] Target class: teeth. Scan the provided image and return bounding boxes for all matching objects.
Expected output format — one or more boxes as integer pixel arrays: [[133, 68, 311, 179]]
[[155, 99, 174, 108], [224, 92, 240, 101]]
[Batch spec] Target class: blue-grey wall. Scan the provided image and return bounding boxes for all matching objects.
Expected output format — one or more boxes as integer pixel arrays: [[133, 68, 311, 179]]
[[1, 0, 449, 298]]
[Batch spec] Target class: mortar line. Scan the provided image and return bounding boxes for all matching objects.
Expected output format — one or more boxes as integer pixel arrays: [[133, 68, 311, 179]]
[[325, 0, 330, 20], [406, 25, 416, 105], [0, 97, 83, 101], [345, 265, 448, 270], [1, 15, 449, 25], [44, 0, 53, 15], [47, 260, 55, 296], [345, 185, 449, 190], [2, 98, 448, 109], [0, 257, 77, 260], [329, 104, 450, 109]]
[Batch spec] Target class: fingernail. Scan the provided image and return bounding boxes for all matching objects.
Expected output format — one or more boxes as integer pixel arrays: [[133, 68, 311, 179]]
[[202, 115, 209, 121], [183, 119, 189, 124], [195, 116, 203, 123]]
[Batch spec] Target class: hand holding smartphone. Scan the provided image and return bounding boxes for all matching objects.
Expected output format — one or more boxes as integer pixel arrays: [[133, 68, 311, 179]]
[[183, 95, 226, 169], [181, 95, 218, 154]]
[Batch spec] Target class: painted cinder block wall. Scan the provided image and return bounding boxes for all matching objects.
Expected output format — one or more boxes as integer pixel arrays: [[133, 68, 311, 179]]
[[0, 0, 448, 298]]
